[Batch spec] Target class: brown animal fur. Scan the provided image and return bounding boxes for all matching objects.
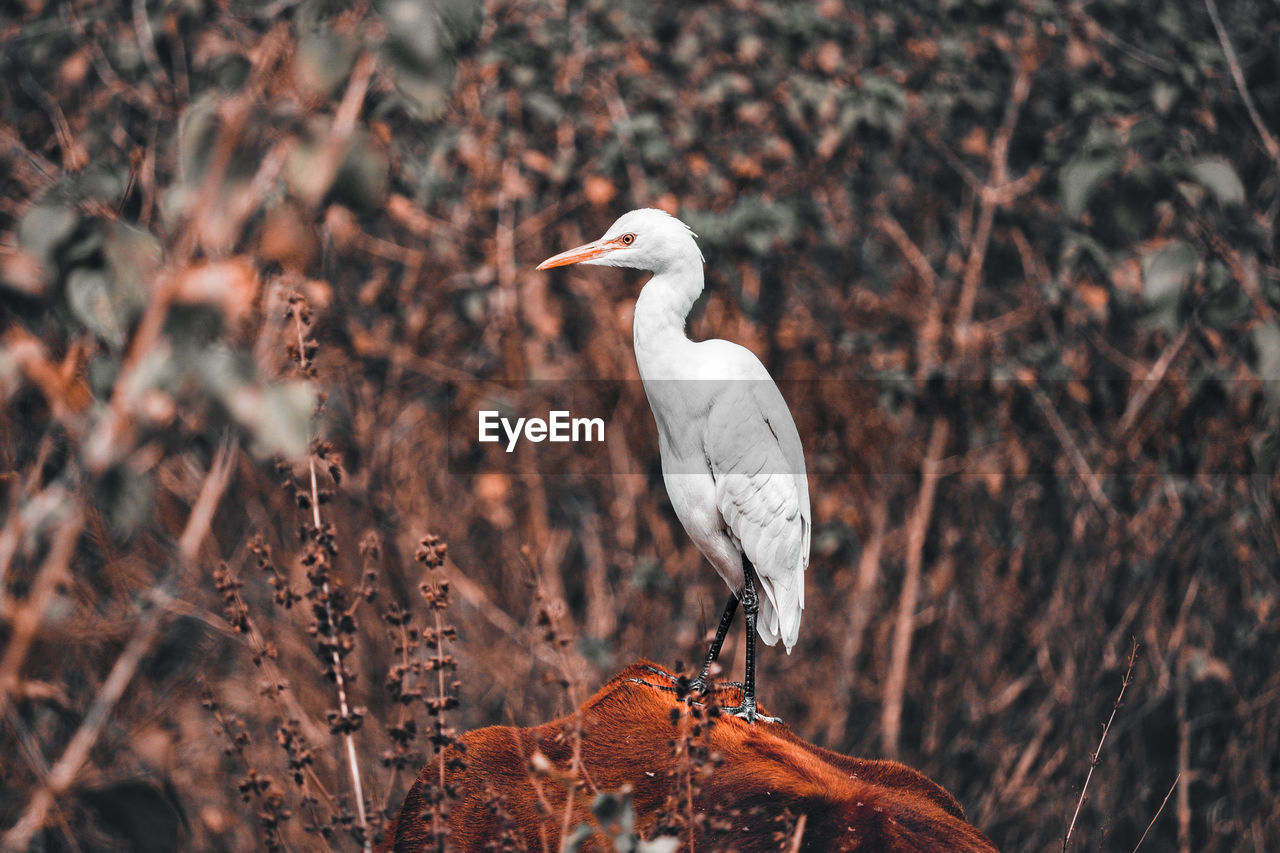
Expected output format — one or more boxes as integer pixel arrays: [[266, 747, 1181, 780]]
[[383, 661, 998, 852]]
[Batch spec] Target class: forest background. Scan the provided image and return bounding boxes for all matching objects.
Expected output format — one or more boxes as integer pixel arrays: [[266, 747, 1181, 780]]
[[1, 0, 1278, 850]]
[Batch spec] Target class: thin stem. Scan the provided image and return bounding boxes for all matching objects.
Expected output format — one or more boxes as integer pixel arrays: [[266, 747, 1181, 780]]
[[434, 603, 448, 847], [293, 294, 370, 850], [1203, 0, 1280, 169], [308, 453, 371, 851], [1132, 773, 1180, 853], [1062, 640, 1139, 852]]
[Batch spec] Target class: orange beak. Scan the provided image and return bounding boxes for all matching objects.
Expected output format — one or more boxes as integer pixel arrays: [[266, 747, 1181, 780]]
[[536, 237, 623, 270]]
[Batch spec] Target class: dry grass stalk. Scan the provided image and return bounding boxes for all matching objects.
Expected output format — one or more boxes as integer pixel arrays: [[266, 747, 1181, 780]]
[[1202, 0, 1280, 169], [1131, 773, 1180, 853], [1062, 640, 1139, 852], [287, 292, 372, 851]]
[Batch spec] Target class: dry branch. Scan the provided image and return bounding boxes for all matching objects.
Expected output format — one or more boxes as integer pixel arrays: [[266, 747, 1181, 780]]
[[882, 417, 949, 758], [1203, 0, 1280, 169]]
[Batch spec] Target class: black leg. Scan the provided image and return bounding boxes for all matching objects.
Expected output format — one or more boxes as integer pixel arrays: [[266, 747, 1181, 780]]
[[722, 562, 780, 724], [689, 593, 739, 695]]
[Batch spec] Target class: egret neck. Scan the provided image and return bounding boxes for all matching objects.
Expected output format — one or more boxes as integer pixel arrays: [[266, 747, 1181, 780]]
[[632, 260, 704, 382]]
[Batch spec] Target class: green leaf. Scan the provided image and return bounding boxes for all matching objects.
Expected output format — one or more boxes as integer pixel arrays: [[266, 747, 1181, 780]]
[[179, 94, 221, 181], [562, 823, 592, 853], [104, 222, 162, 323], [1202, 260, 1248, 329], [286, 123, 389, 210], [591, 791, 624, 828], [88, 354, 121, 400], [17, 202, 79, 265], [1141, 241, 1199, 331], [257, 381, 316, 457], [636, 839, 679, 853], [1141, 242, 1198, 306], [1152, 81, 1178, 114], [67, 268, 126, 347], [122, 347, 178, 404], [1187, 158, 1245, 206], [385, 53, 455, 120], [376, 0, 476, 120], [295, 26, 359, 98], [284, 134, 329, 205], [333, 131, 390, 211], [1252, 322, 1280, 408], [226, 380, 316, 458], [93, 464, 153, 540], [1060, 154, 1117, 219], [1249, 320, 1280, 373], [379, 0, 445, 70]]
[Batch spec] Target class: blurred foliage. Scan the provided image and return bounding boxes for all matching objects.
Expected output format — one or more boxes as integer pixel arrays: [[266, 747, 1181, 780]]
[[2, 0, 1279, 851]]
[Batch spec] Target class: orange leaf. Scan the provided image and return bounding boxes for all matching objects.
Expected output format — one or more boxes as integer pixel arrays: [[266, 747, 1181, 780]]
[[584, 176, 617, 207], [173, 257, 259, 324], [1076, 281, 1109, 319]]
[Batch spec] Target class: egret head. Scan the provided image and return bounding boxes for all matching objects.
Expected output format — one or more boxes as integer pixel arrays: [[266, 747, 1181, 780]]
[[536, 208, 704, 275]]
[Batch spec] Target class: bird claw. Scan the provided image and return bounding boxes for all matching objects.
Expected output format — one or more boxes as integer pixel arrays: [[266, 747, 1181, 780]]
[[631, 675, 780, 724], [719, 701, 782, 725], [626, 677, 680, 695], [639, 664, 681, 683]]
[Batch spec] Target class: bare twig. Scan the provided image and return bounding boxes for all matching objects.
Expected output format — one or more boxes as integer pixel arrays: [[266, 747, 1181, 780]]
[[60, 4, 153, 111], [1062, 639, 1139, 852], [954, 34, 1038, 355], [1118, 324, 1192, 435], [881, 418, 949, 757], [874, 212, 939, 296], [4, 706, 85, 853], [1132, 773, 1180, 852], [1175, 662, 1191, 853], [18, 72, 87, 172], [873, 211, 943, 376], [822, 491, 889, 747], [0, 511, 85, 719], [1070, 4, 1175, 74], [302, 52, 376, 208], [132, 0, 170, 90], [1031, 386, 1117, 523], [1203, 0, 1280, 169]]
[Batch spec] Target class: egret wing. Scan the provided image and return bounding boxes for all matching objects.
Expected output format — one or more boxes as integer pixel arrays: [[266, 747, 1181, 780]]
[[704, 380, 810, 651]]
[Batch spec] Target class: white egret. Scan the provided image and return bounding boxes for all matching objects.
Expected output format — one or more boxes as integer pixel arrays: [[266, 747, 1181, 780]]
[[537, 208, 810, 722]]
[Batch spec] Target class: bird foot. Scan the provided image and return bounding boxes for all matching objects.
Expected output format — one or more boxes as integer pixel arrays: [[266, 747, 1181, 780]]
[[626, 677, 680, 695], [639, 664, 681, 683], [719, 700, 782, 725], [687, 677, 742, 699], [631, 666, 701, 700]]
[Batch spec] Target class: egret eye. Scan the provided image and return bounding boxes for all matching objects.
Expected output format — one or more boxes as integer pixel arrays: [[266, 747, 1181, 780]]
[[620, 233, 636, 245]]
